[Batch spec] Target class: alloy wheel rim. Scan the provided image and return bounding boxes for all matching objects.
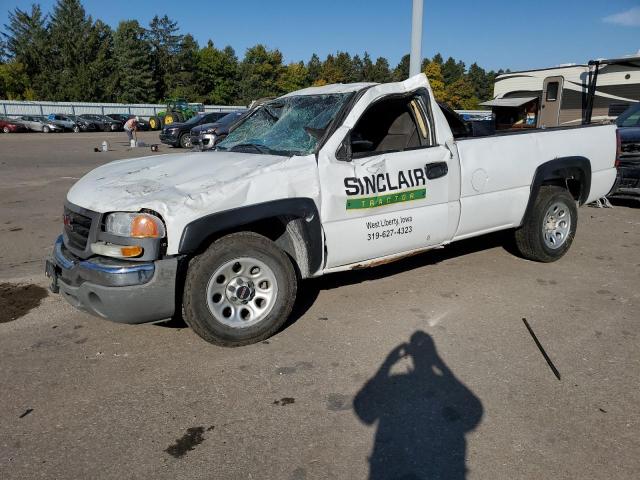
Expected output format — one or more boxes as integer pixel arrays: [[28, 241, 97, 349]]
[[542, 201, 571, 249], [206, 257, 278, 329]]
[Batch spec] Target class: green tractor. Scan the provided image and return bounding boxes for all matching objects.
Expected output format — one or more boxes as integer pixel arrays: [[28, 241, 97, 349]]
[[149, 99, 204, 130]]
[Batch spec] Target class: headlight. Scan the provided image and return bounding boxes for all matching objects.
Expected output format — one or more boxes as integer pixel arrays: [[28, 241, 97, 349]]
[[168, 127, 179, 134], [204, 128, 217, 134], [104, 212, 166, 238]]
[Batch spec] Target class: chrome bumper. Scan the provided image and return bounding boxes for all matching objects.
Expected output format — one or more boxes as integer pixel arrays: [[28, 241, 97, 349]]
[[46, 236, 178, 324]]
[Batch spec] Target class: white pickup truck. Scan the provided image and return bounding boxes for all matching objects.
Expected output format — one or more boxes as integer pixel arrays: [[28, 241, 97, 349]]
[[46, 74, 618, 346]]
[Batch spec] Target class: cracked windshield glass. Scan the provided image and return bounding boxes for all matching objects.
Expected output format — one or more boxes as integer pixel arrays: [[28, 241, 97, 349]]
[[216, 93, 352, 155]]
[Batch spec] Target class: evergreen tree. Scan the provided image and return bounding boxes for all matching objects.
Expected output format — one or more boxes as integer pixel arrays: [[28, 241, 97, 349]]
[[432, 53, 444, 65], [237, 44, 284, 103], [169, 33, 199, 99], [2, 4, 48, 98], [85, 20, 115, 101], [351, 54, 364, 82], [393, 54, 410, 81], [46, 0, 95, 100], [371, 57, 392, 83], [306, 53, 321, 85], [196, 41, 238, 104], [146, 15, 182, 101], [361, 52, 374, 81], [442, 56, 465, 84], [112, 20, 155, 103]]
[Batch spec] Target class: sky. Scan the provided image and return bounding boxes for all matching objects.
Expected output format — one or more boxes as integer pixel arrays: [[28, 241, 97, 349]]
[[1, 0, 639, 72]]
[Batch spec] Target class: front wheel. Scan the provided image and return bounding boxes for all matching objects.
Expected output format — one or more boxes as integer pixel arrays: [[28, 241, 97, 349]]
[[42, 126, 50, 133], [514, 186, 577, 262], [72, 125, 80, 133], [2, 126, 9, 133], [183, 232, 297, 347], [179, 133, 192, 149]]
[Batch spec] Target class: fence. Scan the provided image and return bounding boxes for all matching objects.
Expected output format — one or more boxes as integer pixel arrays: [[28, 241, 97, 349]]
[[0, 100, 245, 118]]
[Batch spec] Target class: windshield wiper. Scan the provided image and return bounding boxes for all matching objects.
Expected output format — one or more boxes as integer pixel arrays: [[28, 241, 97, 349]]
[[229, 143, 272, 154]]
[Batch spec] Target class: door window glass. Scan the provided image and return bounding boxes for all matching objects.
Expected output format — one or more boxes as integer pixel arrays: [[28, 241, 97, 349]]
[[350, 96, 429, 158], [546, 82, 559, 101]]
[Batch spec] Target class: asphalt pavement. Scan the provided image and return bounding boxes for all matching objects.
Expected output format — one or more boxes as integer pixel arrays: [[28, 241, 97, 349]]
[[0, 131, 639, 479]]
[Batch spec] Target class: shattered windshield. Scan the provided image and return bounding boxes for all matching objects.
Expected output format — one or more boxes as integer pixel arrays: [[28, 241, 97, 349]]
[[216, 93, 352, 156]]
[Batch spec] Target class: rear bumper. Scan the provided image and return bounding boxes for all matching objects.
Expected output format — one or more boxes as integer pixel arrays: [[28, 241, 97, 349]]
[[610, 160, 640, 198], [47, 236, 177, 324]]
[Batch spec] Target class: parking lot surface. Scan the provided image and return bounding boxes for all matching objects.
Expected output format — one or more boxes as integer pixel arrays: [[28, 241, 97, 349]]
[[1, 132, 639, 479]]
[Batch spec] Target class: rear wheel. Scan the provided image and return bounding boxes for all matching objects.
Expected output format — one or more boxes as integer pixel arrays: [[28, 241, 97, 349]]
[[2, 126, 9, 133], [164, 113, 175, 126], [149, 116, 159, 130], [175, 112, 185, 123], [514, 186, 577, 262], [42, 126, 50, 133], [72, 125, 80, 133], [183, 232, 297, 347]]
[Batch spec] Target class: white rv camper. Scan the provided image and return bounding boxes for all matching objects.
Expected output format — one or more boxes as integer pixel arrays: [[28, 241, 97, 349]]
[[481, 56, 640, 129]]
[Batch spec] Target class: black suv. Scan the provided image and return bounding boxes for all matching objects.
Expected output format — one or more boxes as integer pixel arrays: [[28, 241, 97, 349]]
[[159, 112, 230, 148], [610, 103, 640, 200]]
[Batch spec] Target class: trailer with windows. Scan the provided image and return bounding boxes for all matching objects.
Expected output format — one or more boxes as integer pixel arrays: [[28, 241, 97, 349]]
[[46, 74, 618, 346], [483, 56, 640, 129]]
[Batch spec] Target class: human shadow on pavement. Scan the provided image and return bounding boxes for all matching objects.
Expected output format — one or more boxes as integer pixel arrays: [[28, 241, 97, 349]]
[[353, 331, 483, 480]]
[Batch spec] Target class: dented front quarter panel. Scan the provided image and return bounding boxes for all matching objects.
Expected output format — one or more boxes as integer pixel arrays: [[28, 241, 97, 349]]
[[66, 151, 321, 255]]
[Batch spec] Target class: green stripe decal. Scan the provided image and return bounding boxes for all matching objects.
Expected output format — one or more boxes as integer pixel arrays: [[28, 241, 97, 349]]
[[346, 188, 427, 210]]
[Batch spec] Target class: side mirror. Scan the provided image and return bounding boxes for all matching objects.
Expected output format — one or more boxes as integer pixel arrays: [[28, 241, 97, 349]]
[[335, 133, 352, 162]]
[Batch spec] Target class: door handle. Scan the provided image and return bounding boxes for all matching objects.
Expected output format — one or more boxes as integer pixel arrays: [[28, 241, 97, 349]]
[[425, 162, 448, 180]]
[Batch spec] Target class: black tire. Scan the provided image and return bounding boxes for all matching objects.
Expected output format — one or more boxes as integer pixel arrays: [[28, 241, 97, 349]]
[[514, 186, 577, 262], [183, 232, 297, 347], [179, 133, 192, 149], [72, 125, 80, 133], [2, 126, 9, 134], [42, 126, 50, 133]]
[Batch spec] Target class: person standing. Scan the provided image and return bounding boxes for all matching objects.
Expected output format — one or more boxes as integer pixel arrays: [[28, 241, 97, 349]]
[[124, 117, 138, 143]]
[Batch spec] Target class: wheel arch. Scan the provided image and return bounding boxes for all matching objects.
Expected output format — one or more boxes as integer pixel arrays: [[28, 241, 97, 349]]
[[521, 156, 591, 225], [178, 198, 323, 279]]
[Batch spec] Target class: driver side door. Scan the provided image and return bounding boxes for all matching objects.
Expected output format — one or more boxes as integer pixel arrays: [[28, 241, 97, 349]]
[[317, 77, 453, 268]]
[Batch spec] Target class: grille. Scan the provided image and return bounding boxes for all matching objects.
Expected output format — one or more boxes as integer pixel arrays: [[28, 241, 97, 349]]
[[64, 207, 92, 250]]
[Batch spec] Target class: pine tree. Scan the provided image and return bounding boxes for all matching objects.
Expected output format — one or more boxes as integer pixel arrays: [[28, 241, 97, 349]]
[[2, 4, 48, 98], [146, 15, 182, 101], [442, 56, 465, 84], [306, 53, 322, 85], [169, 33, 199, 99], [371, 57, 392, 83], [112, 20, 155, 103], [393, 54, 410, 81], [46, 0, 95, 100], [362, 52, 374, 81]]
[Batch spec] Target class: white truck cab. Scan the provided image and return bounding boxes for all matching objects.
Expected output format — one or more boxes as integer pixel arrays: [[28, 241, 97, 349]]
[[46, 74, 618, 346]]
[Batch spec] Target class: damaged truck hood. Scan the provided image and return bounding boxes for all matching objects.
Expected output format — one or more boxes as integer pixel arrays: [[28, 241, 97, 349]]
[[67, 150, 320, 254]]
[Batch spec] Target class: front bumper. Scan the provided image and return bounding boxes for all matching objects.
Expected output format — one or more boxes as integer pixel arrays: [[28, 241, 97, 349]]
[[191, 133, 216, 150], [159, 132, 179, 145], [46, 236, 177, 324]]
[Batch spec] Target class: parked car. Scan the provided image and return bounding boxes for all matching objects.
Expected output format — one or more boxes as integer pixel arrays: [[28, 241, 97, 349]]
[[47, 113, 81, 132], [66, 114, 99, 132], [106, 114, 149, 131], [47, 74, 618, 346], [189, 111, 245, 150], [610, 103, 640, 200], [160, 111, 231, 148], [79, 114, 123, 132], [19, 115, 64, 133], [0, 117, 28, 133]]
